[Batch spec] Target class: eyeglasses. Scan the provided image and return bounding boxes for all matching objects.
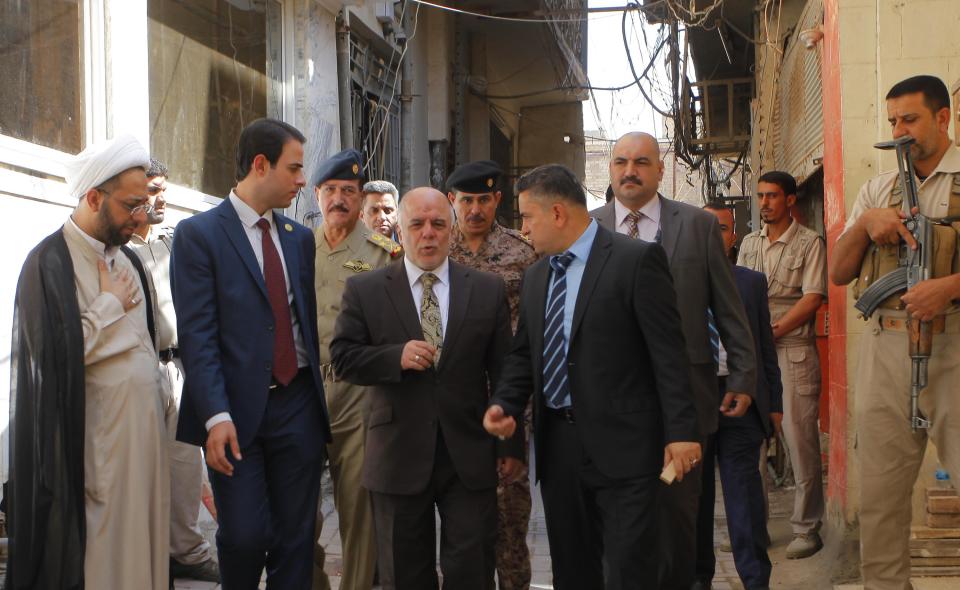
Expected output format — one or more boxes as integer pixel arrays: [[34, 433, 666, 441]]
[[96, 187, 155, 218]]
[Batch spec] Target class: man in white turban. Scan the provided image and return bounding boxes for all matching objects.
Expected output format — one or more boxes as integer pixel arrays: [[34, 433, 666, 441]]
[[7, 134, 170, 590]]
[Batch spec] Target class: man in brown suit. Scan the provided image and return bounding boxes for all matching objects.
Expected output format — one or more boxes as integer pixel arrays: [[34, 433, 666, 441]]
[[330, 187, 523, 589]]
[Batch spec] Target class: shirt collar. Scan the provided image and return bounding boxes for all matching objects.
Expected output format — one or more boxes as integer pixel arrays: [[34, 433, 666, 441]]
[[563, 218, 599, 263], [404, 256, 451, 290], [759, 218, 798, 244], [929, 144, 960, 175], [67, 215, 120, 265], [614, 196, 661, 229], [230, 190, 273, 230]]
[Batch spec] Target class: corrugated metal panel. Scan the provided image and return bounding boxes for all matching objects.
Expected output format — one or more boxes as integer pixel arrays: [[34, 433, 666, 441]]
[[773, 0, 824, 183]]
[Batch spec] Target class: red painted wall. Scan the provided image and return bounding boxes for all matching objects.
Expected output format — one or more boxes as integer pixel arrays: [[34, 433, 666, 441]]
[[821, 0, 848, 510]]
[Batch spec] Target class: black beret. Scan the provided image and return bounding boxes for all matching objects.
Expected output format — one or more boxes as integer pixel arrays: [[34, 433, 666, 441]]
[[446, 160, 502, 194], [313, 149, 364, 186]]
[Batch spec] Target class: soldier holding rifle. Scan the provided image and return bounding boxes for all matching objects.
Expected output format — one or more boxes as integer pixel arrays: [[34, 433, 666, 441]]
[[830, 74, 960, 590]]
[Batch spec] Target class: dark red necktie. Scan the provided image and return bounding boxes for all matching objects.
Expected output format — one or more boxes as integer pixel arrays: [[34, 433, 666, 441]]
[[256, 218, 298, 386]]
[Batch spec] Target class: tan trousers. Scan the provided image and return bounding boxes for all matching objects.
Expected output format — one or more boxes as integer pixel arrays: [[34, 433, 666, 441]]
[[857, 313, 960, 590], [162, 359, 214, 564], [777, 342, 825, 535], [313, 378, 377, 590]]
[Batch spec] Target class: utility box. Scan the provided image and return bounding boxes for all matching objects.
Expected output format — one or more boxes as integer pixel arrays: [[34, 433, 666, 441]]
[[953, 78, 960, 147]]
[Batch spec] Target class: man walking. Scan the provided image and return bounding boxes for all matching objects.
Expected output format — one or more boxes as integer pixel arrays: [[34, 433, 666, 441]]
[[485, 164, 701, 589], [311, 149, 400, 590], [8, 134, 169, 589], [130, 159, 221, 583], [697, 203, 783, 589], [592, 132, 756, 589], [447, 159, 538, 590], [738, 170, 827, 559], [172, 118, 332, 588], [331, 187, 522, 589], [830, 74, 960, 589]]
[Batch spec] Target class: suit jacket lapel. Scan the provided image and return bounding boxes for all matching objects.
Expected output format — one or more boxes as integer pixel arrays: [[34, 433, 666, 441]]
[[570, 227, 612, 344], [439, 261, 470, 370], [592, 199, 616, 231], [385, 261, 424, 341], [275, 212, 304, 324], [217, 199, 269, 301], [658, 195, 683, 263], [526, 259, 551, 375]]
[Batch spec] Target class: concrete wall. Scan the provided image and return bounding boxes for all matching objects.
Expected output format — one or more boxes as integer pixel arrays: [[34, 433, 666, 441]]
[[829, 0, 960, 525], [518, 102, 585, 177]]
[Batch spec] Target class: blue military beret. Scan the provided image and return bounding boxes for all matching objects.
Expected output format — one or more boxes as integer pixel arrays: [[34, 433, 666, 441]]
[[446, 160, 502, 194], [313, 149, 365, 187]]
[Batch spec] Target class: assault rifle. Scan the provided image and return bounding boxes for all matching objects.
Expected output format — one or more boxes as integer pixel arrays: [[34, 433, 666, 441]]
[[854, 136, 932, 431]]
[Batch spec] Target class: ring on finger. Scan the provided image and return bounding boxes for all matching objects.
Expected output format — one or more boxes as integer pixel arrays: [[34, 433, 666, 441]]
[[415, 354, 421, 362]]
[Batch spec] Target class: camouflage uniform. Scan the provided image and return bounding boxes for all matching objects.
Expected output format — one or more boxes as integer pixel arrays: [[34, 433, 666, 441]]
[[313, 222, 401, 590], [450, 222, 538, 590]]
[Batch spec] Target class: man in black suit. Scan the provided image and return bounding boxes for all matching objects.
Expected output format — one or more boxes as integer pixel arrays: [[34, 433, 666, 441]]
[[330, 187, 522, 589], [484, 164, 701, 589], [694, 203, 784, 590], [592, 132, 757, 589]]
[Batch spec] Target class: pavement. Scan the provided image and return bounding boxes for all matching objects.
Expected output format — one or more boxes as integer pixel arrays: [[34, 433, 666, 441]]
[[166, 468, 960, 589]]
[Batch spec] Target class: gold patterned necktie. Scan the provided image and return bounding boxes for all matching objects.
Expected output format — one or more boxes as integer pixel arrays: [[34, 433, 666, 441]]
[[626, 210, 642, 239], [420, 272, 443, 365]]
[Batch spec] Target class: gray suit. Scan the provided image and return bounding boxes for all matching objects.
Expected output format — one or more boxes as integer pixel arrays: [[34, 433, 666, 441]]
[[592, 195, 756, 589]]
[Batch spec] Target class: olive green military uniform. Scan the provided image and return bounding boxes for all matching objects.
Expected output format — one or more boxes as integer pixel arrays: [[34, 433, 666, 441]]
[[313, 222, 401, 590], [738, 220, 827, 537], [843, 145, 960, 590], [450, 222, 538, 590]]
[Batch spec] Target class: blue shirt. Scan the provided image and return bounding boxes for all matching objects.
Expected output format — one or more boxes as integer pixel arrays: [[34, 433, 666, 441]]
[[545, 219, 598, 353]]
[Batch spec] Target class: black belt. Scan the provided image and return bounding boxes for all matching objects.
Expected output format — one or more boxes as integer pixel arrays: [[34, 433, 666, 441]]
[[159, 347, 178, 363], [269, 366, 312, 390], [544, 406, 575, 423]]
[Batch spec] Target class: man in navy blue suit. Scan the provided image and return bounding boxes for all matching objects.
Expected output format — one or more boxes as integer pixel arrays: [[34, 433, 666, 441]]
[[171, 118, 332, 589], [694, 203, 783, 590]]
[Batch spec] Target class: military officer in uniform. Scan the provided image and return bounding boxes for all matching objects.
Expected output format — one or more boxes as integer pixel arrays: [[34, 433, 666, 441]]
[[447, 160, 538, 590], [831, 75, 960, 590], [737, 170, 827, 560], [312, 149, 401, 590]]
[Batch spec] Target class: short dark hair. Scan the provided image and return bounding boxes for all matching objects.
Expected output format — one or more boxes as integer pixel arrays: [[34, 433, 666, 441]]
[[886, 75, 950, 114], [236, 118, 306, 182], [515, 164, 586, 207], [146, 158, 169, 179], [757, 170, 797, 197]]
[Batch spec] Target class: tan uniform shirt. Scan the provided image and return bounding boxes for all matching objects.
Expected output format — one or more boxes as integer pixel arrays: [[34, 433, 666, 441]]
[[449, 223, 538, 331], [737, 220, 827, 344], [315, 222, 400, 364], [130, 226, 176, 351]]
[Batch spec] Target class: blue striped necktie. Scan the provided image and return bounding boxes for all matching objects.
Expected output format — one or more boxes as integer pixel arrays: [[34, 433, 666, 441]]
[[543, 252, 575, 409], [707, 309, 720, 365]]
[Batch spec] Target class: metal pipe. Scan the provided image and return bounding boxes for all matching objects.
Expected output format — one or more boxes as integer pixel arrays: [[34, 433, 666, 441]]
[[400, 1, 414, 193], [453, 15, 468, 166], [336, 11, 354, 150]]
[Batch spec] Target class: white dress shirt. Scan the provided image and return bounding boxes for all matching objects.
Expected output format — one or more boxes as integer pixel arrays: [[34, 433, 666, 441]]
[[206, 192, 309, 431], [404, 255, 451, 339], [614, 196, 662, 242]]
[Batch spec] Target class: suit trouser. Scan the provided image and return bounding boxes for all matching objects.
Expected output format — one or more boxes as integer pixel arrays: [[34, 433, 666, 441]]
[[857, 314, 960, 590], [658, 444, 704, 590], [313, 379, 377, 590], [210, 369, 326, 590], [695, 395, 771, 589], [539, 409, 661, 590], [161, 359, 214, 565], [777, 342, 824, 535], [370, 433, 497, 590], [494, 400, 533, 590]]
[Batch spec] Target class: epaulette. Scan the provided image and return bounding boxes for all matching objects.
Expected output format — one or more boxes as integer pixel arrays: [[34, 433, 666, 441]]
[[368, 231, 403, 258], [501, 226, 534, 247]]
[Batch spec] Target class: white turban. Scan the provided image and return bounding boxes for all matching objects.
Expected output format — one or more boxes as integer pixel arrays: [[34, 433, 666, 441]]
[[65, 134, 151, 199]]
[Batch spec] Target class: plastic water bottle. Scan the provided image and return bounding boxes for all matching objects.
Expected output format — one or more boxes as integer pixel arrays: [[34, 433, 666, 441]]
[[935, 464, 952, 489]]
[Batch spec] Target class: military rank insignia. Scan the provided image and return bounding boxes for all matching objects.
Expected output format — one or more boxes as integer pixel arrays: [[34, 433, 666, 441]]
[[343, 260, 373, 273], [368, 231, 403, 258]]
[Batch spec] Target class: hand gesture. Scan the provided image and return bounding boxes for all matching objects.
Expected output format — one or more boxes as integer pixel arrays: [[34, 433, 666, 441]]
[[206, 421, 242, 476], [98, 260, 140, 312], [401, 340, 437, 371], [663, 441, 702, 482], [483, 404, 516, 439]]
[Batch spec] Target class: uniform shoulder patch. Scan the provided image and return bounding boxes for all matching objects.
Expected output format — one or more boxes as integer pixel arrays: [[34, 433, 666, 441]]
[[368, 231, 403, 258], [502, 226, 533, 247]]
